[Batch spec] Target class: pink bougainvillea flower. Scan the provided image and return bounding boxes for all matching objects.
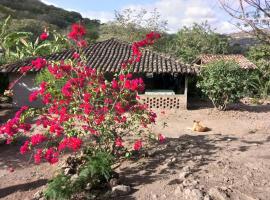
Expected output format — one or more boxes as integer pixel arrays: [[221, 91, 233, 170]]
[[77, 39, 87, 47], [115, 137, 124, 148], [20, 66, 32, 74], [158, 134, 166, 143], [30, 134, 47, 146], [45, 148, 59, 164], [40, 32, 48, 41], [133, 140, 142, 151], [68, 23, 86, 41], [34, 149, 43, 164], [20, 141, 30, 154], [58, 137, 82, 152], [72, 52, 80, 59], [31, 58, 47, 70], [29, 90, 39, 102]]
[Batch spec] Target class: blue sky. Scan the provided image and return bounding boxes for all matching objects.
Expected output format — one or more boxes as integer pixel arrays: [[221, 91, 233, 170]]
[[41, 0, 238, 33]]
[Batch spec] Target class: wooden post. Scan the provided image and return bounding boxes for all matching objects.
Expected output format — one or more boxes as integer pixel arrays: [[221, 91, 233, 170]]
[[184, 76, 188, 96], [184, 76, 188, 109]]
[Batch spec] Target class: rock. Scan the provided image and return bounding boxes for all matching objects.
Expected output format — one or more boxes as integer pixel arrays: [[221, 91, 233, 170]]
[[195, 155, 203, 161], [179, 171, 190, 180], [167, 157, 177, 166], [109, 178, 119, 188], [203, 194, 211, 200], [182, 166, 191, 172], [182, 179, 199, 187], [147, 149, 159, 157], [183, 188, 204, 200], [70, 174, 79, 183], [208, 187, 230, 200], [138, 170, 148, 176], [175, 145, 184, 152], [151, 194, 158, 199], [111, 185, 131, 196], [85, 183, 92, 190], [33, 191, 43, 200], [174, 185, 184, 195]]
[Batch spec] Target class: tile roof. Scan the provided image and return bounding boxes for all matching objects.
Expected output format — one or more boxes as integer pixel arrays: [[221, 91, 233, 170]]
[[0, 38, 197, 74], [196, 54, 256, 69]]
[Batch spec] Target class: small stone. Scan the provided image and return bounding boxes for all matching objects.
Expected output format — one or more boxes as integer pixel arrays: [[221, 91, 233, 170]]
[[183, 188, 204, 200], [147, 149, 158, 157], [167, 157, 177, 166], [85, 183, 92, 190], [33, 191, 43, 200], [208, 187, 230, 200], [179, 171, 190, 180], [182, 179, 199, 187], [175, 144, 184, 152], [174, 185, 183, 195], [203, 194, 211, 200], [111, 185, 131, 196], [109, 178, 119, 188], [70, 174, 79, 183], [138, 170, 148, 176], [195, 155, 203, 161], [151, 194, 158, 199]]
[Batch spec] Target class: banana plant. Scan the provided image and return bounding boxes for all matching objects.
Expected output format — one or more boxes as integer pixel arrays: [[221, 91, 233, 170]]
[[15, 30, 69, 59]]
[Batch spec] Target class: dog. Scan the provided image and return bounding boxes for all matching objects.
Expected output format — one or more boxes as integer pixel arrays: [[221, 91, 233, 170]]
[[189, 120, 211, 132]]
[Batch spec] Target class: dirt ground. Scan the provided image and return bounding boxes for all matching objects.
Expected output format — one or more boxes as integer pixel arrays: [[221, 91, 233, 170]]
[[0, 101, 270, 200]]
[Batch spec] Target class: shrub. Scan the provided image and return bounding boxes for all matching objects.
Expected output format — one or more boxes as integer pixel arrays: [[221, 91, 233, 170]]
[[197, 60, 249, 110], [247, 45, 270, 99], [0, 24, 161, 164], [0, 23, 163, 198], [44, 151, 113, 200]]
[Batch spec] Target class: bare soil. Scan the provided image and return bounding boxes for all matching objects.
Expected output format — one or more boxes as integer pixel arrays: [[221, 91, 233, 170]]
[[0, 101, 270, 200]]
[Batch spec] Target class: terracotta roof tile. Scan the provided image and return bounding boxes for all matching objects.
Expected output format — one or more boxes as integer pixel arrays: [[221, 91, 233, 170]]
[[197, 54, 256, 69], [0, 38, 197, 74]]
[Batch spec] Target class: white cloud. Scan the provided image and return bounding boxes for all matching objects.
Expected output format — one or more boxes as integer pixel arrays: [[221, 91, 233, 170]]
[[81, 11, 114, 23], [40, 0, 58, 7], [217, 21, 238, 33], [42, 0, 240, 33]]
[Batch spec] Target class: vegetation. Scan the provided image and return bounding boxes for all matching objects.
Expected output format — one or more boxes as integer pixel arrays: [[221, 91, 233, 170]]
[[0, 0, 100, 43], [219, 0, 270, 45], [0, 24, 163, 199], [197, 61, 250, 110], [170, 23, 230, 63], [45, 151, 113, 200], [100, 8, 167, 42], [247, 45, 270, 99]]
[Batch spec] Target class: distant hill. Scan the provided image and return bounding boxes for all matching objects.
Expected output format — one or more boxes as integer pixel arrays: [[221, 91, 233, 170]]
[[227, 29, 270, 53], [0, 0, 100, 40]]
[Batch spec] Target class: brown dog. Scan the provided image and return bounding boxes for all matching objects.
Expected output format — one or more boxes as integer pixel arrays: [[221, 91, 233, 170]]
[[191, 120, 211, 132]]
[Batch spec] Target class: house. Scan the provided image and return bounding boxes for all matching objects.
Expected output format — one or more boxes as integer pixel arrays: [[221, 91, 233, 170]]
[[0, 38, 197, 109], [194, 54, 257, 69]]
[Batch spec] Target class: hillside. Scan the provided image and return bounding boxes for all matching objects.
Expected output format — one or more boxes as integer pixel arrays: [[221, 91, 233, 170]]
[[0, 0, 100, 40]]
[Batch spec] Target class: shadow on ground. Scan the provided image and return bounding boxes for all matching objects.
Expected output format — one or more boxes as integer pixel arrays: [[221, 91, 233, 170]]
[[0, 179, 47, 199], [117, 134, 241, 199], [187, 98, 270, 113]]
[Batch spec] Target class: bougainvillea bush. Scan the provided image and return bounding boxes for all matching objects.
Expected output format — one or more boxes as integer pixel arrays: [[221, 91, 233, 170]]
[[0, 23, 162, 166]]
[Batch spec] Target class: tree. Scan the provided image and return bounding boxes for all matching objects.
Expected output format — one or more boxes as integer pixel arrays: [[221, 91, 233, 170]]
[[100, 8, 167, 42], [219, 0, 270, 44], [170, 22, 230, 63], [197, 61, 249, 110], [247, 44, 270, 98]]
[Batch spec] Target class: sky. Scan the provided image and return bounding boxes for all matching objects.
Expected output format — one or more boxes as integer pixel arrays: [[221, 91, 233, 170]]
[[41, 0, 238, 34]]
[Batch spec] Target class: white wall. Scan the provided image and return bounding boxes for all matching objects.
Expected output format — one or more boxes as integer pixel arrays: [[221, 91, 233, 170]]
[[9, 73, 43, 108]]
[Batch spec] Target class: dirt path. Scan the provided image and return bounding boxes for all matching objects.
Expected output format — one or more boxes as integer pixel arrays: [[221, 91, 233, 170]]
[[0, 103, 270, 200]]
